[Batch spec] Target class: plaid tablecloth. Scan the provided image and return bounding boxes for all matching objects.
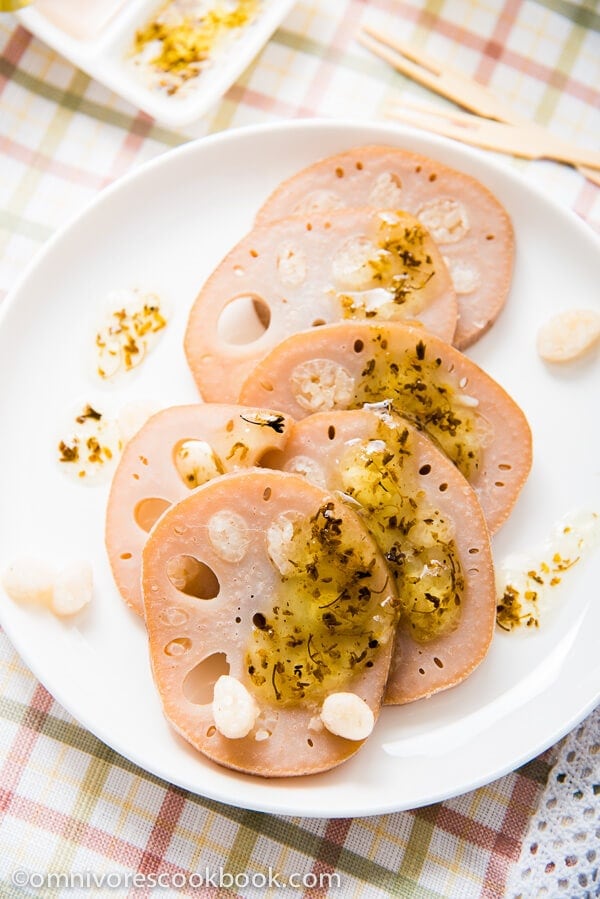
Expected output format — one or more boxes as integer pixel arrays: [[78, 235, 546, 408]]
[[0, 2, 598, 897]]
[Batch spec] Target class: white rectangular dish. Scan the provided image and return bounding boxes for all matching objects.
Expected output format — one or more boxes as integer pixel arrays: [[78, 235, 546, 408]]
[[17, 0, 297, 127]]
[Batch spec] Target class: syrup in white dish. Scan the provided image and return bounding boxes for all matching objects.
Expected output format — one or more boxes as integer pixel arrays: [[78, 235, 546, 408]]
[[130, 0, 261, 96]]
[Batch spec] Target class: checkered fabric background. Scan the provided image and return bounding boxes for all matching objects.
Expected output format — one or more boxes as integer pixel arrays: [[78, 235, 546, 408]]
[[0, 1, 598, 896]]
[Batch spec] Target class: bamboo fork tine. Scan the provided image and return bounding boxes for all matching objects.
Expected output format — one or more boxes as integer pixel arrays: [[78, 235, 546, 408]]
[[385, 100, 600, 170], [360, 25, 512, 121], [358, 31, 447, 100], [361, 24, 443, 76]]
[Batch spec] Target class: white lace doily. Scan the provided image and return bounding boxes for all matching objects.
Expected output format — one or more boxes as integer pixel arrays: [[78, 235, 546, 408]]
[[506, 705, 599, 898]]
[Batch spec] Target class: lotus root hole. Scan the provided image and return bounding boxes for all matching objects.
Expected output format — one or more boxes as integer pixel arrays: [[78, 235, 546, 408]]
[[256, 448, 285, 469], [120, 552, 132, 560], [498, 463, 512, 471], [419, 464, 431, 476], [158, 607, 188, 626], [166, 555, 220, 599], [378, 171, 401, 190], [353, 339, 364, 353], [134, 497, 171, 533], [164, 637, 192, 657], [368, 172, 404, 208], [312, 319, 326, 327], [328, 425, 336, 440], [495, 481, 505, 488], [252, 612, 267, 629], [332, 235, 379, 290], [263, 487, 272, 501], [217, 295, 271, 345], [183, 653, 230, 705], [172, 438, 222, 489], [433, 657, 444, 668]]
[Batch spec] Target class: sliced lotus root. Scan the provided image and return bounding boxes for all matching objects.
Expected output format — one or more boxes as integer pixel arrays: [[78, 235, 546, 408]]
[[239, 321, 532, 534], [141, 470, 398, 777], [184, 207, 457, 401], [255, 144, 514, 349], [269, 407, 495, 704], [105, 404, 294, 616]]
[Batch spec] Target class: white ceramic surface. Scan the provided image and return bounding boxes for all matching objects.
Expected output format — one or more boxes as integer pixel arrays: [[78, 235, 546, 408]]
[[18, 0, 297, 127], [0, 120, 599, 817]]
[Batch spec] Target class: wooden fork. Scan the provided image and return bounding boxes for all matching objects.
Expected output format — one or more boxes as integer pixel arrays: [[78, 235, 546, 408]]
[[359, 25, 600, 186]]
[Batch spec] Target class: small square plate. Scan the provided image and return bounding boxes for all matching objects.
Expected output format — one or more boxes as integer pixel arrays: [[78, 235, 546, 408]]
[[18, 0, 297, 127]]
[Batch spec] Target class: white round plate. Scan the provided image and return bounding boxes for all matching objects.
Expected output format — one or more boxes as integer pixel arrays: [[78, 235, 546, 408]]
[[0, 121, 599, 818]]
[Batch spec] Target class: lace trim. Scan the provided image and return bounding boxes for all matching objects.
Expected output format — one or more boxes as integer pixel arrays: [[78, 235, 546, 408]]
[[506, 706, 599, 898]]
